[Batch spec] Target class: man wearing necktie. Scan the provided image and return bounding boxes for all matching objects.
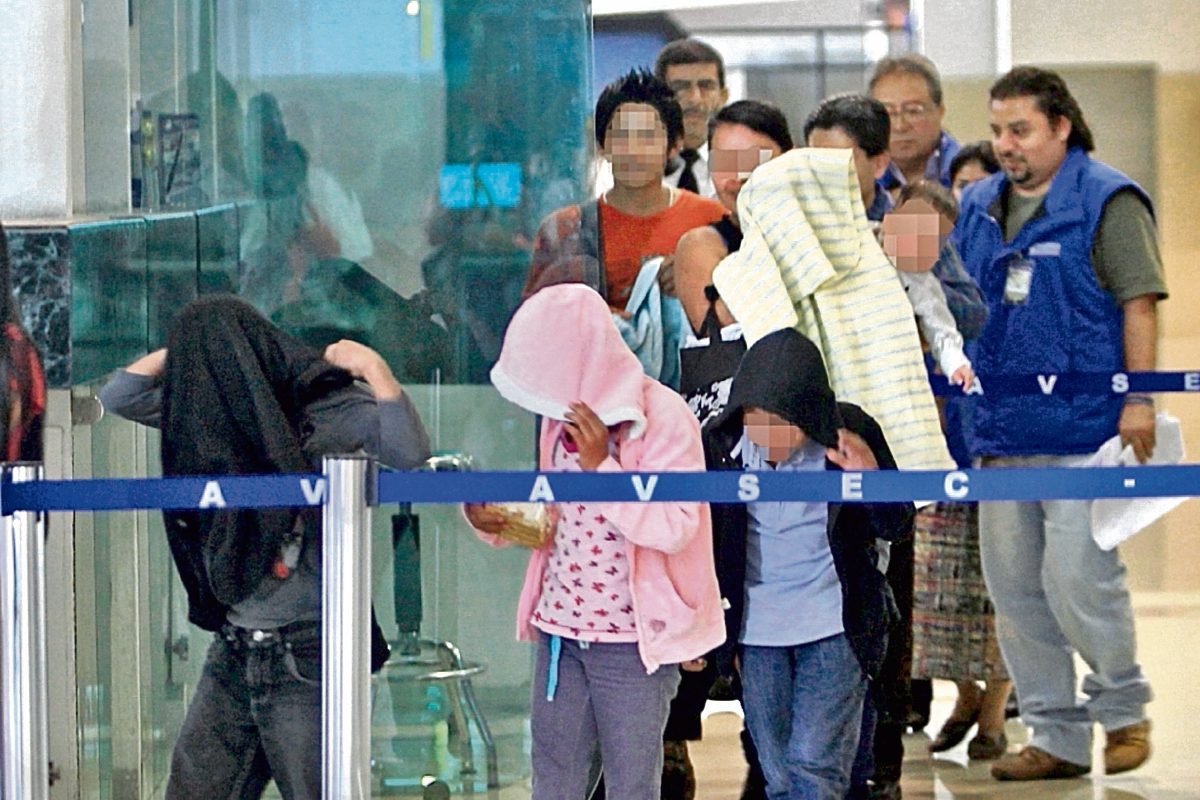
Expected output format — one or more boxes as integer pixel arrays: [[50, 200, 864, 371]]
[[655, 39, 729, 199]]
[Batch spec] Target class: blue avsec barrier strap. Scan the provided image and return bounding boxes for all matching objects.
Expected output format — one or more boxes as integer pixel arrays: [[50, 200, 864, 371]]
[[928, 369, 1200, 397], [2, 473, 325, 513], [3, 465, 1199, 513], [374, 467, 1200, 504]]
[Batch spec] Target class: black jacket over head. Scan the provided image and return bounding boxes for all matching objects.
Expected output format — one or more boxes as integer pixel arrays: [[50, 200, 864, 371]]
[[702, 329, 915, 678], [160, 296, 354, 631]]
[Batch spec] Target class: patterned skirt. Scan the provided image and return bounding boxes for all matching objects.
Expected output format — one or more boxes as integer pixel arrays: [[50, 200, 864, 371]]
[[911, 502, 1009, 682]]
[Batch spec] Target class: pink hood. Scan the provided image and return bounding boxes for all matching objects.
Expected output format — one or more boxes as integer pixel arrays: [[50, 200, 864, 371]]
[[491, 284, 647, 439], [474, 285, 726, 673]]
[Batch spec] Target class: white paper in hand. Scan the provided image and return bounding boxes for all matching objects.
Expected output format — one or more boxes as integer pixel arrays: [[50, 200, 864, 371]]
[[1087, 412, 1187, 550]]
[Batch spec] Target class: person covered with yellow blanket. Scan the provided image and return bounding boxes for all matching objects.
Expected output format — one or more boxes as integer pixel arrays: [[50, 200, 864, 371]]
[[712, 146, 953, 474]]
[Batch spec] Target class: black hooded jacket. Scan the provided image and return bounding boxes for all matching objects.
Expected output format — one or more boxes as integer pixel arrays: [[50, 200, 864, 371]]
[[102, 296, 431, 672], [160, 296, 356, 627], [147, 296, 429, 672], [701, 329, 915, 678]]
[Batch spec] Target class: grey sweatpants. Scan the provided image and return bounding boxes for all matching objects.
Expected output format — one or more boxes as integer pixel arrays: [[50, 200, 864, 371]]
[[530, 631, 681, 799]]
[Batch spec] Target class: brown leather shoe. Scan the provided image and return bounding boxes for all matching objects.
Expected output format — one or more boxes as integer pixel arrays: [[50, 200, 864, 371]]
[[991, 746, 1089, 781], [928, 711, 979, 753], [1105, 720, 1152, 775], [967, 732, 1008, 760]]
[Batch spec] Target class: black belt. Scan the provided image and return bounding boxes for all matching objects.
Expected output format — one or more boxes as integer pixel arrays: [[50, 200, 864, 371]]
[[222, 619, 321, 647]]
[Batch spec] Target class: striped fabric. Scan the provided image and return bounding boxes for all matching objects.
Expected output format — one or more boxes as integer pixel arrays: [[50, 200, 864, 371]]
[[912, 502, 1009, 681], [713, 148, 953, 471]]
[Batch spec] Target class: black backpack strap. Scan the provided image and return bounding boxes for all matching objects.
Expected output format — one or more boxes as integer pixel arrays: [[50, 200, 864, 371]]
[[698, 286, 723, 342], [579, 200, 607, 302]]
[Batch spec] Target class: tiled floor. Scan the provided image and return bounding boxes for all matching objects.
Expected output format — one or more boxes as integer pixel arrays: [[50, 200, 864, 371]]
[[691, 592, 1200, 800], [392, 593, 1198, 799]]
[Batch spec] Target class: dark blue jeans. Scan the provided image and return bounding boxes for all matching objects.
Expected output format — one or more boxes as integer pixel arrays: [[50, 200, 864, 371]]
[[166, 622, 323, 800], [740, 634, 867, 800]]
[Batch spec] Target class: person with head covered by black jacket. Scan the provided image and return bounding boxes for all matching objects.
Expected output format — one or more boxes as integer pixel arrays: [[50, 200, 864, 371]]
[[99, 295, 431, 799], [701, 328, 913, 800]]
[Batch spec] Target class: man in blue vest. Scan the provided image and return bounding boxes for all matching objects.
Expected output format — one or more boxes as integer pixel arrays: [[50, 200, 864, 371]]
[[953, 66, 1165, 782]]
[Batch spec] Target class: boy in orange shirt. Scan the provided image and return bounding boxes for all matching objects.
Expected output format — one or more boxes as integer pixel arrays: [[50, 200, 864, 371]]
[[523, 68, 726, 308], [521, 68, 726, 797]]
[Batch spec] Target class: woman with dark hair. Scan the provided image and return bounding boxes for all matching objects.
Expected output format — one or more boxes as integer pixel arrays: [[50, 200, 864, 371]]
[[949, 140, 1001, 200], [910, 145, 1012, 762], [668, 100, 793, 800], [675, 100, 793, 346], [99, 295, 430, 799], [0, 223, 45, 461]]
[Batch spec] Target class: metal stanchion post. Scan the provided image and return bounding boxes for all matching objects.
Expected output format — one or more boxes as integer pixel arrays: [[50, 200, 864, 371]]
[[0, 462, 49, 800], [322, 455, 373, 799]]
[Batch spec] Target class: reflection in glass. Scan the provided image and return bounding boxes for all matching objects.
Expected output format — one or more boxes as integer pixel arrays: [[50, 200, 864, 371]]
[[89, 0, 594, 795]]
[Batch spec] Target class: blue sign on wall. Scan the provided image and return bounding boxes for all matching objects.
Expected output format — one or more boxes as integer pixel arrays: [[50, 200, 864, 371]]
[[439, 162, 523, 209]]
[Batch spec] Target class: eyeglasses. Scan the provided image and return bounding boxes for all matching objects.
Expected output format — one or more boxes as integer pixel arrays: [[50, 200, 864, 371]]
[[883, 102, 935, 122], [667, 78, 721, 96]]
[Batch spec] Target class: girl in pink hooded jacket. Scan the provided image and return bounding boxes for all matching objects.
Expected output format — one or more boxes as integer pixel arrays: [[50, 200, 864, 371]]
[[465, 284, 724, 799]]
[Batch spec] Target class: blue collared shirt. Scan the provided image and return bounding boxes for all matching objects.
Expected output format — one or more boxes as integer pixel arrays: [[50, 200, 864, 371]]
[[881, 129, 962, 191], [738, 435, 842, 647], [866, 181, 895, 223]]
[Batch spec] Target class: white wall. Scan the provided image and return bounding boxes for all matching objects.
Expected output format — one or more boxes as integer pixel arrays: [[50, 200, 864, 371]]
[[82, 0, 133, 213], [1012, 0, 1200, 73], [922, 0, 998, 77], [0, 0, 76, 218], [669, 0, 866, 30]]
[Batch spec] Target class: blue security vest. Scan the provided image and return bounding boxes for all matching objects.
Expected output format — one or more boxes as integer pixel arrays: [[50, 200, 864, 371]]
[[952, 147, 1153, 457]]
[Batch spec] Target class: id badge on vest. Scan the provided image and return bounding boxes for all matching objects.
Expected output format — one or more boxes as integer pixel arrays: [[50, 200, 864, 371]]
[[1004, 255, 1034, 305]]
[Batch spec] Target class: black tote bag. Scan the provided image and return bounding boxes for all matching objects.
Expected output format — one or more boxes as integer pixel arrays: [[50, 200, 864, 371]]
[[678, 293, 746, 428]]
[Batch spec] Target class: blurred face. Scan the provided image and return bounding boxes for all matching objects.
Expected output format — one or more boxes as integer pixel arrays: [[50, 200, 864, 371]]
[[806, 126, 888, 208], [744, 407, 806, 462], [989, 94, 1070, 196], [602, 103, 671, 189], [951, 159, 992, 200], [709, 122, 784, 215], [880, 197, 952, 273], [664, 62, 728, 149], [871, 71, 945, 167]]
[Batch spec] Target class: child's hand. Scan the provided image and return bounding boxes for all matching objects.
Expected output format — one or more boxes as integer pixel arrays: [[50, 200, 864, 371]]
[[657, 255, 677, 297], [951, 364, 975, 392], [463, 503, 510, 535], [681, 657, 707, 672], [564, 402, 610, 471], [826, 429, 879, 471]]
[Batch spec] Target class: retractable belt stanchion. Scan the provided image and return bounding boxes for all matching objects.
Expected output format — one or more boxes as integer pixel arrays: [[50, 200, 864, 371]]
[[0, 391, 1198, 799], [322, 455, 373, 800], [1, 462, 50, 800]]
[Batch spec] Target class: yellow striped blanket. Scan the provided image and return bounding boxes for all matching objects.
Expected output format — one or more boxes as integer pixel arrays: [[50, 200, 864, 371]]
[[713, 147, 953, 471]]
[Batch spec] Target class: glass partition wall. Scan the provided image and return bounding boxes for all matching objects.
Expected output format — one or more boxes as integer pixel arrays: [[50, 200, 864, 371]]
[[76, 1, 592, 796], [128, 0, 591, 383]]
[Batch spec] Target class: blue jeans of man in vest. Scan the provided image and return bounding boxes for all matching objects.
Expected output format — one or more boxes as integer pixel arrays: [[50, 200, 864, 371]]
[[978, 454, 1153, 768]]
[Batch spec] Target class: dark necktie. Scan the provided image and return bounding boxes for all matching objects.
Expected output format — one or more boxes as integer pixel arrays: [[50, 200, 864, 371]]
[[676, 148, 701, 193]]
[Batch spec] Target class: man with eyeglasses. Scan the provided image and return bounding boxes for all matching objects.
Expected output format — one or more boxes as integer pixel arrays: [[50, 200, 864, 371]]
[[869, 54, 961, 197], [653, 38, 730, 198]]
